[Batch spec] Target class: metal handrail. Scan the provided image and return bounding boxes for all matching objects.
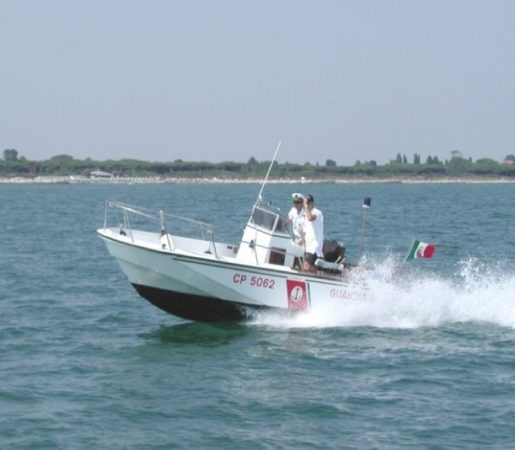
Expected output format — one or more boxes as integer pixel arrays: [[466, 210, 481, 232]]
[[103, 201, 215, 244], [107, 201, 213, 228], [240, 237, 303, 261]]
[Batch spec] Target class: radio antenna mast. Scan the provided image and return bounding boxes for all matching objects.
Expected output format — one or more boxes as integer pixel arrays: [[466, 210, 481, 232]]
[[255, 141, 281, 205]]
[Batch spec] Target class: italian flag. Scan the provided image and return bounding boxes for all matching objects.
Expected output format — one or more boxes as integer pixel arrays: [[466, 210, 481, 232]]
[[406, 240, 436, 261]]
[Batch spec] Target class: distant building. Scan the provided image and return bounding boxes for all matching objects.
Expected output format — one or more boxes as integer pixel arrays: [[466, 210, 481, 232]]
[[90, 169, 113, 179]]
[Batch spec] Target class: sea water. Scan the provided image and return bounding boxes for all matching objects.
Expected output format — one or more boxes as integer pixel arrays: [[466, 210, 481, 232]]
[[1, 183, 514, 449]]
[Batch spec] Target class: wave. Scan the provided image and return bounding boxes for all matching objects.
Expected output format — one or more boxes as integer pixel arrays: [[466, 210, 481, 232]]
[[250, 257, 515, 329]]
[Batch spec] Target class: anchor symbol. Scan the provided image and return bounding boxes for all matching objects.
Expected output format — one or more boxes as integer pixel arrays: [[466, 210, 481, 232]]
[[290, 286, 304, 303]]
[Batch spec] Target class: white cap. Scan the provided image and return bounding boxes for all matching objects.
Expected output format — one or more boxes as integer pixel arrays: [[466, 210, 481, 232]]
[[291, 193, 304, 201]]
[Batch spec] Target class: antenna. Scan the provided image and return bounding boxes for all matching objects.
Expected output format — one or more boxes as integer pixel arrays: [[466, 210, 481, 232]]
[[255, 141, 281, 205], [358, 196, 371, 259]]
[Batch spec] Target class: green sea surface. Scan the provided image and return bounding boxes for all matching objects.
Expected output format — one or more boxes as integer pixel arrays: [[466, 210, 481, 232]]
[[1, 183, 515, 449]]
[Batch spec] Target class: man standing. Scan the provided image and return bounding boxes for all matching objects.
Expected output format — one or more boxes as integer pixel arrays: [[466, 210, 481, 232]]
[[288, 193, 305, 244], [303, 194, 324, 272]]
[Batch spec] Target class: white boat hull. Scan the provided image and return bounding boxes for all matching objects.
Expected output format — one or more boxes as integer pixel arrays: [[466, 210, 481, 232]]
[[98, 228, 355, 322]]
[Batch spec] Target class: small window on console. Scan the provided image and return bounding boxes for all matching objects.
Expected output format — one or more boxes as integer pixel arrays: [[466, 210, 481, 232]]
[[269, 248, 286, 265]]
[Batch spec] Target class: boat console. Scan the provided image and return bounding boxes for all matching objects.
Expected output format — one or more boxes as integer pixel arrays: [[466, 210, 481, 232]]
[[236, 202, 304, 268]]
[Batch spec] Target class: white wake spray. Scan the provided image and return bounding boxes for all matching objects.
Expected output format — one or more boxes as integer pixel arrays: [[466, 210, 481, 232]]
[[251, 257, 515, 329]]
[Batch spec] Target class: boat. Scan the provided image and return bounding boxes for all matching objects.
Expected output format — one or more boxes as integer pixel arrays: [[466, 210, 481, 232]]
[[97, 194, 366, 322], [97, 142, 371, 322]]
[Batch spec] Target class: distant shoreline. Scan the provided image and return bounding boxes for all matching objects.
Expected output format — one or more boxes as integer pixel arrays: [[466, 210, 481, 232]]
[[2, 175, 515, 185]]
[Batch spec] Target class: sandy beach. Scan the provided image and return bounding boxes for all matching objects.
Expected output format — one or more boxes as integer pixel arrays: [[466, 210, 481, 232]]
[[1, 175, 515, 185]]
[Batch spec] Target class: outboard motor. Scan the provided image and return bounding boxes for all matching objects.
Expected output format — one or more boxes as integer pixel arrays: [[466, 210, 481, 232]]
[[315, 239, 346, 274], [322, 239, 346, 263]]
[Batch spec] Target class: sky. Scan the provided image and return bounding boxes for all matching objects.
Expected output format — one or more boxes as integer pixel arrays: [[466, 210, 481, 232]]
[[1, 0, 514, 165]]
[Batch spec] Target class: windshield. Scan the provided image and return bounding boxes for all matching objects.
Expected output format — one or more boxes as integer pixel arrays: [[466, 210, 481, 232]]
[[250, 205, 289, 234], [251, 206, 277, 231]]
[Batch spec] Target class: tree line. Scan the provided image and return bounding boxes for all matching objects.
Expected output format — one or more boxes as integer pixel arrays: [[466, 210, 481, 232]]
[[2, 149, 515, 178]]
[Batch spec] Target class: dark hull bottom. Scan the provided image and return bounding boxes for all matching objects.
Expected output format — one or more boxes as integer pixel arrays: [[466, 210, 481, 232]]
[[132, 284, 271, 322]]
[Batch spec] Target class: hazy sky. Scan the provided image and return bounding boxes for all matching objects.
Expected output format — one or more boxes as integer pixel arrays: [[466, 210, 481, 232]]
[[1, 0, 514, 164]]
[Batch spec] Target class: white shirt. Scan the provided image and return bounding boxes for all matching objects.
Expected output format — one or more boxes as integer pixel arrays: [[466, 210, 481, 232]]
[[304, 207, 323, 256], [288, 207, 305, 243]]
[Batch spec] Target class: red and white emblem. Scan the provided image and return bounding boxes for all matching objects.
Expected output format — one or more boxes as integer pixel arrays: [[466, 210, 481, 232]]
[[286, 279, 309, 311]]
